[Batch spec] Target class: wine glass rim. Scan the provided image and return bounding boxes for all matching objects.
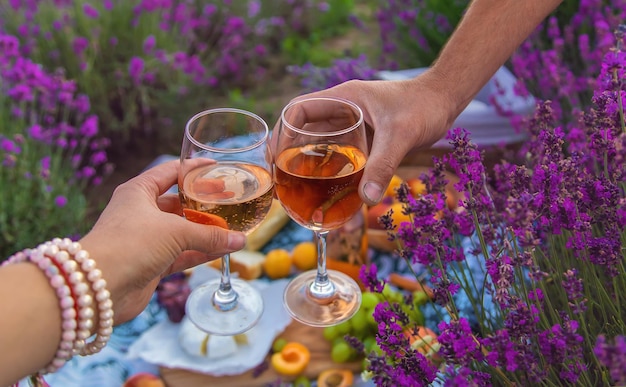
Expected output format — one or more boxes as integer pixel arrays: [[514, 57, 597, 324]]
[[280, 97, 364, 136], [185, 107, 269, 153]]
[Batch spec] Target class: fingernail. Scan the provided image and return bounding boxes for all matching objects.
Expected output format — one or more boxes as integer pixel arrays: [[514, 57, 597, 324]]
[[228, 232, 246, 250], [363, 181, 383, 203]]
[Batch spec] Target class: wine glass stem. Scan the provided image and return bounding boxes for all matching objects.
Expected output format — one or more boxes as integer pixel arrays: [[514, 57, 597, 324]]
[[213, 253, 238, 311], [309, 230, 336, 299]]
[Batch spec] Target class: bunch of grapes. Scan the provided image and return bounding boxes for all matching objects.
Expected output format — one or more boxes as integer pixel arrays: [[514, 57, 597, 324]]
[[322, 285, 429, 364], [155, 273, 191, 323]]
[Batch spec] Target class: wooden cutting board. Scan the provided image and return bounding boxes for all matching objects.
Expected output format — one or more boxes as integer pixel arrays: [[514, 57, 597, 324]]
[[160, 320, 363, 387]]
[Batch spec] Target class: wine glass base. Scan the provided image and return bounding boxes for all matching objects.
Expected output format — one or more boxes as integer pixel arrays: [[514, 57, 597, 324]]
[[186, 278, 264, 335], [283, 269, 362, 327]]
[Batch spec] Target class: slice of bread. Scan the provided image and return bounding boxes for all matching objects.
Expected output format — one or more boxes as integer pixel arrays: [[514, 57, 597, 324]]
[[207, 250, 266, 280], [246, 199, 290, 251]]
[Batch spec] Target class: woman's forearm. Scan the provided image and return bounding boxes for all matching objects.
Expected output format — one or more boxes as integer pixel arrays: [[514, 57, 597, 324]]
[[0, 263, 62, 386], [428, 0, 563, 118]]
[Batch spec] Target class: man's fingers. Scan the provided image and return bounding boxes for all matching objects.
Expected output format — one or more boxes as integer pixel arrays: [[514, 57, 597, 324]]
[[359, 132, 409, 205]]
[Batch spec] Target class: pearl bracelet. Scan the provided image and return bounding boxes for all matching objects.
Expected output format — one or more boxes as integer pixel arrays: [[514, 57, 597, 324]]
[[2, 238, 114, 376]]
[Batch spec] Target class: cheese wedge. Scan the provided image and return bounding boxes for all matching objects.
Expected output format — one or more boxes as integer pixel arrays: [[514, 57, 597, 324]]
[[246, 199, 290, 251], [178, 317, 238, 359]]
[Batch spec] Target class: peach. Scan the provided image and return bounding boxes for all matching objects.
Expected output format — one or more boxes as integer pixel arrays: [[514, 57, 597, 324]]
[[366, 201, 392, 230], [406, 178, 427, 197], [123, 373, 166, 387]]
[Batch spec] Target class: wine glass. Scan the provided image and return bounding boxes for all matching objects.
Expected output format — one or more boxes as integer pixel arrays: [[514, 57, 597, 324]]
[[179, 108, 272, 335], [273, 97, 367, 326]]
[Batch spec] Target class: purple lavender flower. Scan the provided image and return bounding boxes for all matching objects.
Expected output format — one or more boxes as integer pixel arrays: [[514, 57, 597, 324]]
[[143, 35, 156, 54], [595, 335, 626, 385], [83, 4, 99, 19], [128, 56, 145, 85], [54, 195, 68, 207]]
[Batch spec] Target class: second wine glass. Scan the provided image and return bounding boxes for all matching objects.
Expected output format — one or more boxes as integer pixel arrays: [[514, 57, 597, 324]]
[[179, 108, 272, 335], [273, 97, 367, 326]]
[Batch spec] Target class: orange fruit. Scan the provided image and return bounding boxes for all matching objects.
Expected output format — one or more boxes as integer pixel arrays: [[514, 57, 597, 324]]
[[389, 202, 412, 228], [270, 341, 311, 376], [263, 248, 292, 279], [407, 178, 427, 197], [384, 174, 404, 198], [317, 368, 354, 387], [291, 241, 317, 271], [326, 258, 365, 290], [182, 208, 229, 229], [403, 326, 441, 360]]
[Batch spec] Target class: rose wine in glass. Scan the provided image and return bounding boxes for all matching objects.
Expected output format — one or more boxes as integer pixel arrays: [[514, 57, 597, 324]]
[[273, 97, 367, 326], [179, 108, 272, 335]]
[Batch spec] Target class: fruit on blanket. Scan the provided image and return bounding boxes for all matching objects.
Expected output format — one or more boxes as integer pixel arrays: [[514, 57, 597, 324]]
[[122, 373, 166, 387], [406, 177, 427, 197], [291, 241, 317, 270], [263, 248, 292, 279], [317, 368, 354, 387], [389, 202, 412, 228], [182, 208, 229, 229], [326, 257, 364, 289], [403, 326, 441, 359], [271, 341, 311, 376], [366, 199, 392, 230], [293, 375, 312, 387]]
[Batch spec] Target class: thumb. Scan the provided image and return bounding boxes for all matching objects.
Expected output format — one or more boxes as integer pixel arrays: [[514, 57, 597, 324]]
[[359, 131, 411, 206], [175, 217, 246, 256]]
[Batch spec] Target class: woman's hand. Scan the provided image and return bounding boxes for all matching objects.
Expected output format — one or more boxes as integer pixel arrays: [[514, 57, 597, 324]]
[[79, 160, 246, 325]]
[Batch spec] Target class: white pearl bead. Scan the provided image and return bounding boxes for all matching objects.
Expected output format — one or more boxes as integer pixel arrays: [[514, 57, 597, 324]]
[[60, 296, 74, 309], [45, 245, 59, 256], [68, 242, 81, 255], [96, 289, 110, 302], [62, 330, 76, 341], [79, 319, 93, 330], [62, 308, 76, 320], [93, 278, 106, 291], [57, 285, 70, 298], [99, 299, 113, 310], [62, 258, 77, 272], [75, 282, 89, 295], [77, 329, 90, 340], [56, 250, 70, 263], [62, 319, 77, 330], [88, 269, 102, 282], [79, 307, 94, 319], [100, 310, 113, 320], [75, 250, 89, 262], [78, 294, 93, 307], [81, 259, 96, 271], [69, 271, 84, 284]]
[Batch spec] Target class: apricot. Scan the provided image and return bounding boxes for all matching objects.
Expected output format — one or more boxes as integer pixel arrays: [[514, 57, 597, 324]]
[[406, 178, 427, 197], [271, 341, 311, 376], [317, 368, 354, 387], [403, 326, 441, 359], [123, 373, 166, 387], [366, 201, 391, 230]]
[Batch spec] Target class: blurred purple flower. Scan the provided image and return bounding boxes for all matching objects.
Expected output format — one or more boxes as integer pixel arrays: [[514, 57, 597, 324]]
[[1, 138, 21, 154], [54, 195, 68, 207], [72, 37, 89, 55], [143, 35, 156, 54], [128, 56, 144, 85], [79, 115, 99, 137], [83, 4, 99, 19]]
